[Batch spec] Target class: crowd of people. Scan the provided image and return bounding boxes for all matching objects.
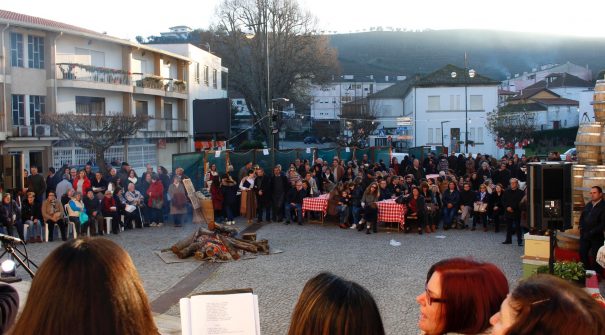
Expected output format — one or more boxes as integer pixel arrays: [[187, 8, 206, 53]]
[[0, 238, 601, 335], [208, 151, 532, 244], [0, 162, 192, 243]]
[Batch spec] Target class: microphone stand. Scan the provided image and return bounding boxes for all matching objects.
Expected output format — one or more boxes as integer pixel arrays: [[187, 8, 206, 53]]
[[0, 241, 37, 279]]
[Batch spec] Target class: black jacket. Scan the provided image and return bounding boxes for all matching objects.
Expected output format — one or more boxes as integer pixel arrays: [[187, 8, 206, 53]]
[[580, 200, 605, 240], [0, 201, 21, 226], [286, 188, 307, 205], [269, 173, 289, 199], [502, 188, 524, 219], [460, 189, 475, 207], [21, 200, 42, 222], [253, 175, 272, 205]]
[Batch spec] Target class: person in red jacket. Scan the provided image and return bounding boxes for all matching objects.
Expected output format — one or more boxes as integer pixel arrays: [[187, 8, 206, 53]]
[[210, 175, 224, 223], [101, 190, 121, 234], [146, 174, 164, 227], [72, 170, 91, 195]]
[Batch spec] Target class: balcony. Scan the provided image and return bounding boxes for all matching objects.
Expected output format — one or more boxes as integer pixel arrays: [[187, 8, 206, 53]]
[[133, 74, 188, 99], [139, 119, 188, 138], [56, 63, 132, 93]]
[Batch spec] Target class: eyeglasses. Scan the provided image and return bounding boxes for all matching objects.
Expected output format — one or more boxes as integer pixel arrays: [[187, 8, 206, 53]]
[[425, 286, 447, 306]]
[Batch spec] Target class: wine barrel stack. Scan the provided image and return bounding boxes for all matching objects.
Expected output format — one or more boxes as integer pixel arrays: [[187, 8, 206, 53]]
[[566, 79, 605, 251]]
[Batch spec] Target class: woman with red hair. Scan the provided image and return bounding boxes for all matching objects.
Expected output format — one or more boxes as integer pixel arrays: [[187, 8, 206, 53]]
[[72, 170, 91, 195], [416, 258, 508, 335]]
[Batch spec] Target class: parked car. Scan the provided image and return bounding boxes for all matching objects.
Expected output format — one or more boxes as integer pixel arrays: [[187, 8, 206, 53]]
[[303, 136, 321, 144], [560, 148, 576, 160]]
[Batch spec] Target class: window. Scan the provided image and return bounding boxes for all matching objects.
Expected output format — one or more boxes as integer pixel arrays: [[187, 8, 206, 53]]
[[341, 96, 353, 103], [428, 96, 440, 111], [195, 63, 200, 83], [29, 96, 45, 125], [477, 127, 484, 143], [428, 128, 434, 143], [10, 32, 23, 67], [76, 96, 105, 115], [449, 95, 460, 110], [28, 35, 45, 69], [212, 69, 218, 88], [12, 95, 25, 126], [435, 128, 441, 142], [75, 48, 105, 66], [469, 95, 483, 110], [135, 100, 148, 118], [165, 103, 173, 131], [470, 127, 475, 141], [203, 66, 209, 86]]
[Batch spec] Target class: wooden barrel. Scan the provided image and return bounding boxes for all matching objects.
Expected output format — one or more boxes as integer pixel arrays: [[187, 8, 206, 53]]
[[572, 210, 581, 230], [572, 165, 586, 210], [594, 80, 605, 122], [556, 230, 580, 251], [575, 122, 604, 165], [580, 166, 605, 204]]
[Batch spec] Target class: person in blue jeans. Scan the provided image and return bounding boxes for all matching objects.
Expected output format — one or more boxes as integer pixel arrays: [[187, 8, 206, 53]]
[[441, 181, 460, 230], [336, 189, 350, 229], [349, 180, 364, 230], [285, 181, 307, 225]]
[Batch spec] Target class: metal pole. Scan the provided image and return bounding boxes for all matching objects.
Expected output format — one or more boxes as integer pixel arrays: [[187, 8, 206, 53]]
[[265, 7, 274, 167], [465, 78, 468, 154]]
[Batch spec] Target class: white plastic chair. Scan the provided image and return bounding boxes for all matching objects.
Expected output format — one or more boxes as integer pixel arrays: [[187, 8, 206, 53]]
[[63, 204, 78, 239], [44, 221, 60, 242]]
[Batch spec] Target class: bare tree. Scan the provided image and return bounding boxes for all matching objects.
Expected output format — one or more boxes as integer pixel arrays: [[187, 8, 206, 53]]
[[210, 0, 339, 146], [44, 113, 149, 174], [338, 98, 379, 148], [485, 106, 536, 153]]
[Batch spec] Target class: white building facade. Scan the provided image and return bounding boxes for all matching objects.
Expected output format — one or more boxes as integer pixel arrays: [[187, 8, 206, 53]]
[[0, 10, 226, 190], [403, 65, 500, 155], [501, 62, 592, 92]]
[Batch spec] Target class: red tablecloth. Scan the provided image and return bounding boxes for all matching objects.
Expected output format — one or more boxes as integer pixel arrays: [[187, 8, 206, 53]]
[[302, 194, 330, 216], [376, 199, 406, 229]]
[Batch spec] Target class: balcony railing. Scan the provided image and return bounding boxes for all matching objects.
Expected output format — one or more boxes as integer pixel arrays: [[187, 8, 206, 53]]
[[143, 119, 188, 132], [133, 74, 187, 93], [56, 63, 188, 95], [56, 63, 131, 85]]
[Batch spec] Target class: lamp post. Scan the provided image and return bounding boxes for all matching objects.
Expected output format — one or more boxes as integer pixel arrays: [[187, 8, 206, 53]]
[[451, 68, 475, 153], [441, 120, 450, 152]]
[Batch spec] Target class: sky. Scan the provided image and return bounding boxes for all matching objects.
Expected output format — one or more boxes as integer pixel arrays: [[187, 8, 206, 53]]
[[3, 0, 605, 40]]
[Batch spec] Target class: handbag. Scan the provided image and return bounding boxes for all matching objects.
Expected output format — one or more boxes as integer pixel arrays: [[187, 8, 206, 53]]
[[151, 198, 164, 209], [79, 211, 89, 223], [473, 201, 488, 213]]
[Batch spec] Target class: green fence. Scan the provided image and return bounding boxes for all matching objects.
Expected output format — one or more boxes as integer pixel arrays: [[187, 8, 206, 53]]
[[173, 147, 401, 187]]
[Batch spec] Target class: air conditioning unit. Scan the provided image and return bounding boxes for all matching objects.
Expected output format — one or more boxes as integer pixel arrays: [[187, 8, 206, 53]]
[[34, 124, 51, 136], [18, 126, 31, 137]]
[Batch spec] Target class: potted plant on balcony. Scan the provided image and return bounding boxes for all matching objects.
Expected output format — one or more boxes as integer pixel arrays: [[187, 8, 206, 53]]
[[173, 80, 187, 93], [143, 75, 164, 89]]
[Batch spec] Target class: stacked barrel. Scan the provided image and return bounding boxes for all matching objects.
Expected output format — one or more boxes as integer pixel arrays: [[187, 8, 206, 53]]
[[567, 79, 605, 250]]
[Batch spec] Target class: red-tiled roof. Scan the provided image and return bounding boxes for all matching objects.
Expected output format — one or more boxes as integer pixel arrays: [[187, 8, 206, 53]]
[[0, 9, 102, 36], [498, 89, 516, 95]]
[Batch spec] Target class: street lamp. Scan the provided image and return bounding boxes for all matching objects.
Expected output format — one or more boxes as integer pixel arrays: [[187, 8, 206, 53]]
[[451, 68, 476, 153], [441, 120, 450, 151]]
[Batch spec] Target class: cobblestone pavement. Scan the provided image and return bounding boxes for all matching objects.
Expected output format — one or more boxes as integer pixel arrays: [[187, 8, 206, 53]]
[[15, 219, 523, 335], [164, 222, 523, 335]]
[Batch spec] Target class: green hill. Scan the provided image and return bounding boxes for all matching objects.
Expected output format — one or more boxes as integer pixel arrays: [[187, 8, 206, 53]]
[[328, 30, 605, 80]]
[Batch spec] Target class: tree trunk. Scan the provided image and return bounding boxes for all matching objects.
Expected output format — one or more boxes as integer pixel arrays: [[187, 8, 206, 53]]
[[95, 150, 109, 176]]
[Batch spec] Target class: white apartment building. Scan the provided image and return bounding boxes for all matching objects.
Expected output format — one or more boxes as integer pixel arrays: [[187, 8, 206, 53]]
[[150, 43, 228, 150], [310, 74, 404, 121], [501, 62, 592, 92], [402, 65, 500, 155], [0, 10, 226, 190]]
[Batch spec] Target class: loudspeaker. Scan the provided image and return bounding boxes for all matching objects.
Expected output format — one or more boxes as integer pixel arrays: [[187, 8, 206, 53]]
[[192, 98, 231, 140], [527, 162, 572, 232]]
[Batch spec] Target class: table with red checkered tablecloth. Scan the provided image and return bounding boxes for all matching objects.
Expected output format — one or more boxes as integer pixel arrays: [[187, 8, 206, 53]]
[[302, 194, 330, 223], [376, 199, 406, 230]]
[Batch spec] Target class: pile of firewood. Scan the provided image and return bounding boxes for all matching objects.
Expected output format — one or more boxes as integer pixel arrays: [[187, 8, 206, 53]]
[[170, 224, 270, 262]]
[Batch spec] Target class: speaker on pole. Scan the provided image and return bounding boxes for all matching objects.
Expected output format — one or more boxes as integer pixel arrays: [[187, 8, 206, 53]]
[[527, 162, 573, 233]]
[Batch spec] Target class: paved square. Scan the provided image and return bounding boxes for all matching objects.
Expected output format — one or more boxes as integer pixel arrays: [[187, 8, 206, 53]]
[[14, 221, 523, 335]]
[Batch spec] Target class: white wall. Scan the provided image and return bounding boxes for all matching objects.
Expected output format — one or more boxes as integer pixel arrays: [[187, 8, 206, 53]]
[[371, 98, 404, 129], [408, 85, 499, 155], [57, 88, 123, 114], [56, 34, 123, 69]]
